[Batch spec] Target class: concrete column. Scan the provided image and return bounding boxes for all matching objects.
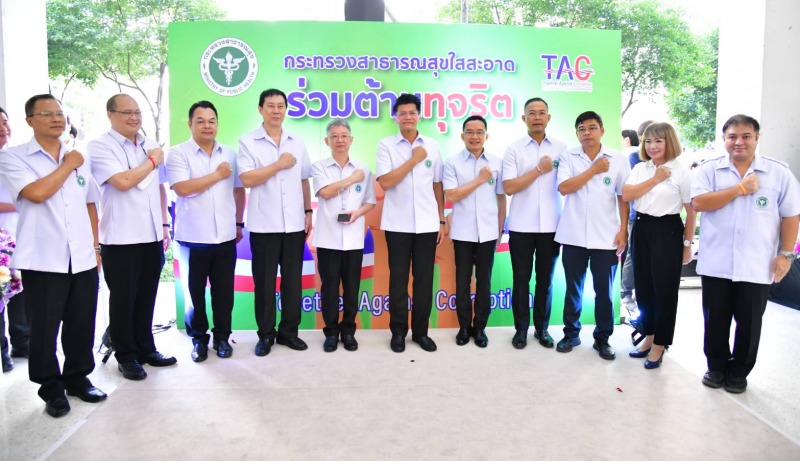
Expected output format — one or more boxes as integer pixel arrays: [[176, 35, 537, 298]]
[[0, 0, 49, 141], [717, 0, 799, 176]]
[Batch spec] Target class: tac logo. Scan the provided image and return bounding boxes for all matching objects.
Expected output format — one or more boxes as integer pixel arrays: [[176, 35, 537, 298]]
[[425, 159, 432, 168], [540, 54, 594, 93], [201, 38, 258, 97], [603, 176, 612, 186], [756, 196, 769, 208], [355, 184, 362, 193]]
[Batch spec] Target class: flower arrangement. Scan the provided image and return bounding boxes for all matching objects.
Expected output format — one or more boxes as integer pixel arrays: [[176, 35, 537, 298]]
[[0, 227, 22, 313]]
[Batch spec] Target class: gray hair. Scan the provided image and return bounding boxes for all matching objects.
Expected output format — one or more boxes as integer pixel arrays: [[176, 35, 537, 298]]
[[325, 119, 351, 136]]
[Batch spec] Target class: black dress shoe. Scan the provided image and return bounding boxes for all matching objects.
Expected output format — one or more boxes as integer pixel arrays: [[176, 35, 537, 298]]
[[66, 385, 108, 403], [702, 370, 725, 389], [45, 396, 70, 418], [511, 330, 527, 349], [341, 334, 358, 351], [593, 339, 616, 360], [534, 330, 554, 348], [118, 360, 147, 380], [556, 336, 580, 353], [390, 334, 405, 353], [276, 335, 308, 351], [1, 350, 13, 372], [724, 375, 747, 394], [191, 343, 208, 362], [411, 335, 437, 352], [456, 327, 471, 346], [213, 340, 233, 358], [141, 351, 177, 367], [10, 348, 29, 359], [473, 330, 488, 348], [255, 338, 273, 357], [323, 336, 338, 352]]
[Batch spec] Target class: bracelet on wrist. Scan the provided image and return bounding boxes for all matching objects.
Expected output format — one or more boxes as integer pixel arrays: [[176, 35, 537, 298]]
[[236, 222, 245, 228], [148, 156, 157, 170], [163, 224, 170, 228], [737, 183, 747, 195], [440, 220, 446, 225], [304, 209, 313, 214]]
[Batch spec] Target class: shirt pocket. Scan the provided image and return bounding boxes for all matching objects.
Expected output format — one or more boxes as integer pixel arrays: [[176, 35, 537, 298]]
[[752, 186, 779, 213]]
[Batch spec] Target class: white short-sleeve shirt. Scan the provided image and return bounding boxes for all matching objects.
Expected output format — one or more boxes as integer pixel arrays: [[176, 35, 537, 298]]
[[555, 145, 631, 249], [692, 154, 800, 284], [166, 139, 242, 244], [377, 133, 443, 234], [311, 157, 376, 251], [237, 126, 311, 233], [443, 149, 504, 243], [626, 159, 692, 216], [88, 130, 166, 245], [0, 138, 101, 273], [503, 135, 567, 233]]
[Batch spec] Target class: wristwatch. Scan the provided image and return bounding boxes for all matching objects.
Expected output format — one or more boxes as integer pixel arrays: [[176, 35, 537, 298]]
[[778, 250, 797, 261], [683, 239, 692, 248]]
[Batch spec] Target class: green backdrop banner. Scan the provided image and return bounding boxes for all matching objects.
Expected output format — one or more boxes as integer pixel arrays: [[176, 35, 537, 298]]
[[168, 21, 622, 331]]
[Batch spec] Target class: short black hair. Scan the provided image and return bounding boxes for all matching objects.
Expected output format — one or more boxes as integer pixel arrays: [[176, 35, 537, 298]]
[[25, 94, 59, 117], [106, 94, 129, 112], [259, 89, 287, 107], [575, 111, 603, 129], [622, 129, 639, 146], [392, 93, 421, 115], [523, 97, 549, 111], [189, 100, 218, 120], [69, 124, 78, 138], [0, 106, 7, 118], [462, 115, 487, 131], [722, 114, 760, 134]]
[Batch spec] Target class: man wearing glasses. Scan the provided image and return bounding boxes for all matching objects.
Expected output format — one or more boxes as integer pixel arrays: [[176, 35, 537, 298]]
[[166, 101, 245, 362], [377, 93, 446, 353], [88, 94, 175, 381], [237, 89, 313, 357], [555, 111, 630, 360], [0, 94, 104, 417], [443, 115, 505, 348], [502, 97, 567, 350]]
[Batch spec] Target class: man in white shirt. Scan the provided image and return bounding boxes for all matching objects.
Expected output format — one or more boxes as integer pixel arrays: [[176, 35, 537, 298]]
[[555, 111, 630, 360], [377, 93, 446, 353], [311, 119, 376, 352], [237, 89, 313, 356], [692, 114, 800, 393], [89, 94, 175, 381], [503, 97, 567, 349], [166, 101, 245, 362], [444, 115, 505, 348], [0, 94, 105, 417]]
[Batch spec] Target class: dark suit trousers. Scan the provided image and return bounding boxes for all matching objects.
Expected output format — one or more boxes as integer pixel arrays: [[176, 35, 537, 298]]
[[509, 231, 560, 332], [250, 231, 305, 340], [453, 239, 497, 331], [385, 231, 437, 337], [561, 245, 618, 341], [181, 240, 237, 344], [317, 247, 363, 337], [25, 268, 98, 401]]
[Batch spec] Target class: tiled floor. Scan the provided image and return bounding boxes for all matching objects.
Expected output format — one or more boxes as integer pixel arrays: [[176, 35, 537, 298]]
[[1, 285, 799, 460]]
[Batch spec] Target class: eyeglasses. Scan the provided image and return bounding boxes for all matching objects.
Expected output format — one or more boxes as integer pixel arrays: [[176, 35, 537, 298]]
[[193, 119, 218, 126], [396, 111, 419, 118], [28, 111, 65, 119], [329, 135, 351, 141], [463, 130, 486, 137], [110, 110, 143, 119], [576, 126, 601, 134]]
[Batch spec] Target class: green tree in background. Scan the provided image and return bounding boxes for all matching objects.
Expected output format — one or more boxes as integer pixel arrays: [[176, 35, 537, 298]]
[[666, 29, 719, 148], [47, 0, 225, 143], [439, 0, 708, 118]]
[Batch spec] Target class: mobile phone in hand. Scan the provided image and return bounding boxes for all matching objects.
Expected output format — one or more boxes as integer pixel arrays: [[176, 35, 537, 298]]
[[337, 213, 351, 222]]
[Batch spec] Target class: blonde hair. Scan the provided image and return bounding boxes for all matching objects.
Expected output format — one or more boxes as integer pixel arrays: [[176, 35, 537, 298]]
[[639, 122, 682, 162]]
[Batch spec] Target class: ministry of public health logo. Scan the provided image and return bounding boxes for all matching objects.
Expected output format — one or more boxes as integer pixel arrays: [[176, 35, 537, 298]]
[[756, 196, 769, 208], [201, 38, 258, 96], [425, 160, 432, 168], [488, 178, 495, 185], [603, 176, 612, 186]]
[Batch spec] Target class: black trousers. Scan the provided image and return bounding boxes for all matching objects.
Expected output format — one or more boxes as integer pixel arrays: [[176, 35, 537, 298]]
[[508, 231, 560, 332], [317, 248, 363, 337], [561, 245, 618, 341], [1, 290, 29, 354], [453, 239, 497, 331], [250, 231, 305, 340], [701, 276, 770, 378], [632, 213, 683, 345], [25, 268, 98, 401], [385, 231, 437, 337], [181, 240, 237, 344], [102, 241, 163, 364]]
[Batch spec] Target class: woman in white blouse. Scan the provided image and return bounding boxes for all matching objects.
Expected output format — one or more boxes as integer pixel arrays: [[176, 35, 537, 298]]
[[622, 122, 696, 369]]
